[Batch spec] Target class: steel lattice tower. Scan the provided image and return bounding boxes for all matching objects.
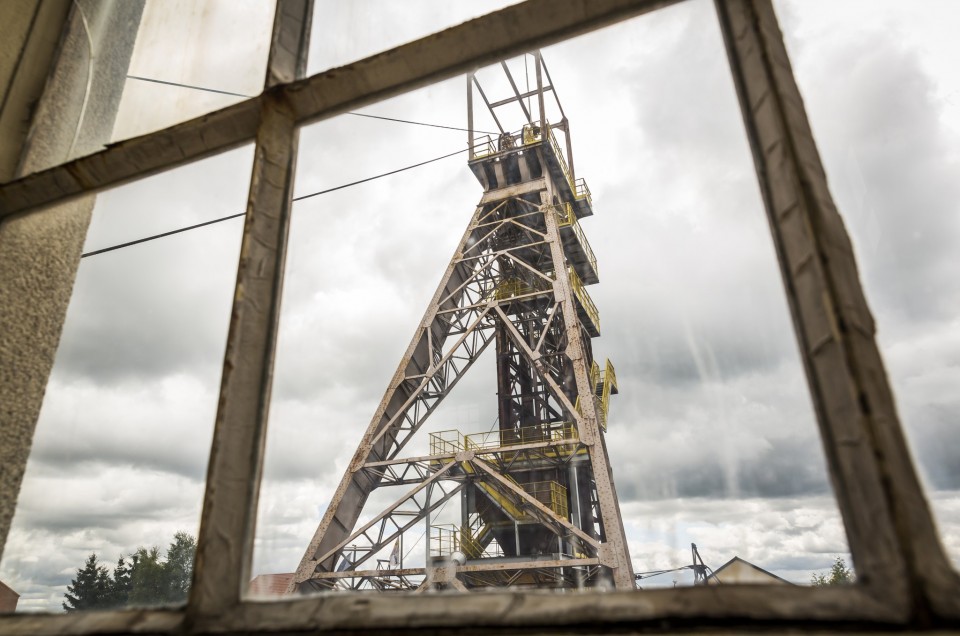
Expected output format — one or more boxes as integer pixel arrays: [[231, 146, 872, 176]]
[[289, 52, 634, 593]]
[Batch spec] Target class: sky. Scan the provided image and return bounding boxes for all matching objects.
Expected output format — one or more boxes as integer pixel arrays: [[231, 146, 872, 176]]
[[2, 0, 959, 611]]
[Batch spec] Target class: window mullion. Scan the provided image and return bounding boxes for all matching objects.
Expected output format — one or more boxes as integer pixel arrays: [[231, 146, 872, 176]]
[[714, 0, 958, 618], [188, 0, 313, 621]]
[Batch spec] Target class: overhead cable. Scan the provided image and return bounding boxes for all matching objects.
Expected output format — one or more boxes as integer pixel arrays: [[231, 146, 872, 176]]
[[81, 147, 468, 258], [124, 75, 497, 134]]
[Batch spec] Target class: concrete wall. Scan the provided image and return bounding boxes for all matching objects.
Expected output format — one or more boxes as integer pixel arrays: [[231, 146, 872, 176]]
[[0, 0, 144, 565]]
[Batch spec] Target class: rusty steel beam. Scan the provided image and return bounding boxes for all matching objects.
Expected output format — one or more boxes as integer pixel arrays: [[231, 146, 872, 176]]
[[540, 192, 634, 587], [309, 460, 459, 572]]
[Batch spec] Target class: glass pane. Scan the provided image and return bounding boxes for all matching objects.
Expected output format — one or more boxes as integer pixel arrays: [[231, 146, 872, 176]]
[[0, 146, 253, 613], [307, 0, 522, 75], [252, 0, 854, 598], [776, 0, 960, 569], [252, 78, 474, 596], [111, 1, 275, 142]]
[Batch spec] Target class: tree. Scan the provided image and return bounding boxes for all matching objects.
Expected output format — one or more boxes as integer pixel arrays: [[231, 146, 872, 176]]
[[128, 546, 169, 605], [811, 556, 854, 586], [163, 531, 196, 603], [109, 553, 137, 607], [62, 532, 197, 611], [63, 554, 113, 611]]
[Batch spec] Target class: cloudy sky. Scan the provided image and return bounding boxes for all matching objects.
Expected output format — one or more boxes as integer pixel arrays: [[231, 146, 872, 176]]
[[2, 0, 959, 611]]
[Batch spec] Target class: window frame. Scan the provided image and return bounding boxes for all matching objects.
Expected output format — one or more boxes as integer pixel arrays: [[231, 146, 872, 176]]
[[1, 0, 958, 632]]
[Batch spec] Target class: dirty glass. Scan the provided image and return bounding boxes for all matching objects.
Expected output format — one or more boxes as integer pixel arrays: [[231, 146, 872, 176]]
[[251, 77, 475, 597], [775, 0, 960, 568], [109, 0, 275, 143], [251, 0, 853, 598], [307, 0, 523, 75], [0, 146, 253, 613]]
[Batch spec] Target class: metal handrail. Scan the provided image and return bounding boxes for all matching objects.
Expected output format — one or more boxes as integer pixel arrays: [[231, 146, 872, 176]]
[[428, 429, 465, 455], [547, 124, 574, 191], [553, 202, 575, 227], [568, 267, 600, 333], [464, 422, 577, 451], [524, 481, 569, 519], [574, 177, 592, 205], [571, 220, 598, 279], [491, 276, 552, 302]]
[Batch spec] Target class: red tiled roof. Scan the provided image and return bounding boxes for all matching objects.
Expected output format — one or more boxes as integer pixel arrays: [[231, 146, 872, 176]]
[[248, 573, 294, 597]]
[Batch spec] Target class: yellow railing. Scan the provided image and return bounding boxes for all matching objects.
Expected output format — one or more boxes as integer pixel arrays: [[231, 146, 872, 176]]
[[430, 525, 459, 557], [600, 360, 617, 431], [548, 125, 574, 192], [434, 423, 579, 457], [471, 135, 497, 159], [554, 202, 575, 227], [430, 524, 503, 559], [574, 177, 592, 205], [464, 422, 577, 451], [522, 122, 544, 145], [429, 429, 465, 455], [545, 125, 593, 206], [551, 203, 598, 279], [458, 525, 485, 559], [575, 393, 607, 433], [601, 360, 618, 398], [573, 358, 617, 432], [569, 218, 598, 278], [524, 481, 569, 519], [474, 478, 570, 521], [491, 276, 553, 302], [493, 278, 533, 301], [568, 267, 600, 334], [473, 124, 591, 207]]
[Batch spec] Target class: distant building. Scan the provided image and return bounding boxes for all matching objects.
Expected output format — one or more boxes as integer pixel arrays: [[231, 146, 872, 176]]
[[248, 573, 294, 598], [0, 580, 19, 612], [705, 557, 793, 586]]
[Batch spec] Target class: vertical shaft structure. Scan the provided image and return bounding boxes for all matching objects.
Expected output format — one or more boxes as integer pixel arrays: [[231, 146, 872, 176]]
[[290, 53, 633, 593]]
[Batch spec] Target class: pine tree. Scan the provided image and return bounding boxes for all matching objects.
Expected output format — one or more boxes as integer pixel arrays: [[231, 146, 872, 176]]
[[63, 554, 112, 611], [108, 554, 135, 607], [63, 532, 197, 610]]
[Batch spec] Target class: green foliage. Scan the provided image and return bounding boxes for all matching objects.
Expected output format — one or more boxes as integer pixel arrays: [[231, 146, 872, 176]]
[[63, 554, 113, 611], [164, 532, 197, 602], [811, 556, 854, 586], [62, 532, 196, 611]]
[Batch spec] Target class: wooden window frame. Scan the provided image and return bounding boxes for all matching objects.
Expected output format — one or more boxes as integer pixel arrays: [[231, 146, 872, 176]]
[[1, 0, 958, 633]]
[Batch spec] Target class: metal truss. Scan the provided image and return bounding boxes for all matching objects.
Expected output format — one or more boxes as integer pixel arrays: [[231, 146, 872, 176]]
[[291, 54, 634, 592]]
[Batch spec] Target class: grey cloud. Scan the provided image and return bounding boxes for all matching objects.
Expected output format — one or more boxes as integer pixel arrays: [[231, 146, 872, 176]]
[[904, 403, 960, 490], [52, 147, 250, 384], [786, 28, 960, 329], [613, 413, 831, 501]]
